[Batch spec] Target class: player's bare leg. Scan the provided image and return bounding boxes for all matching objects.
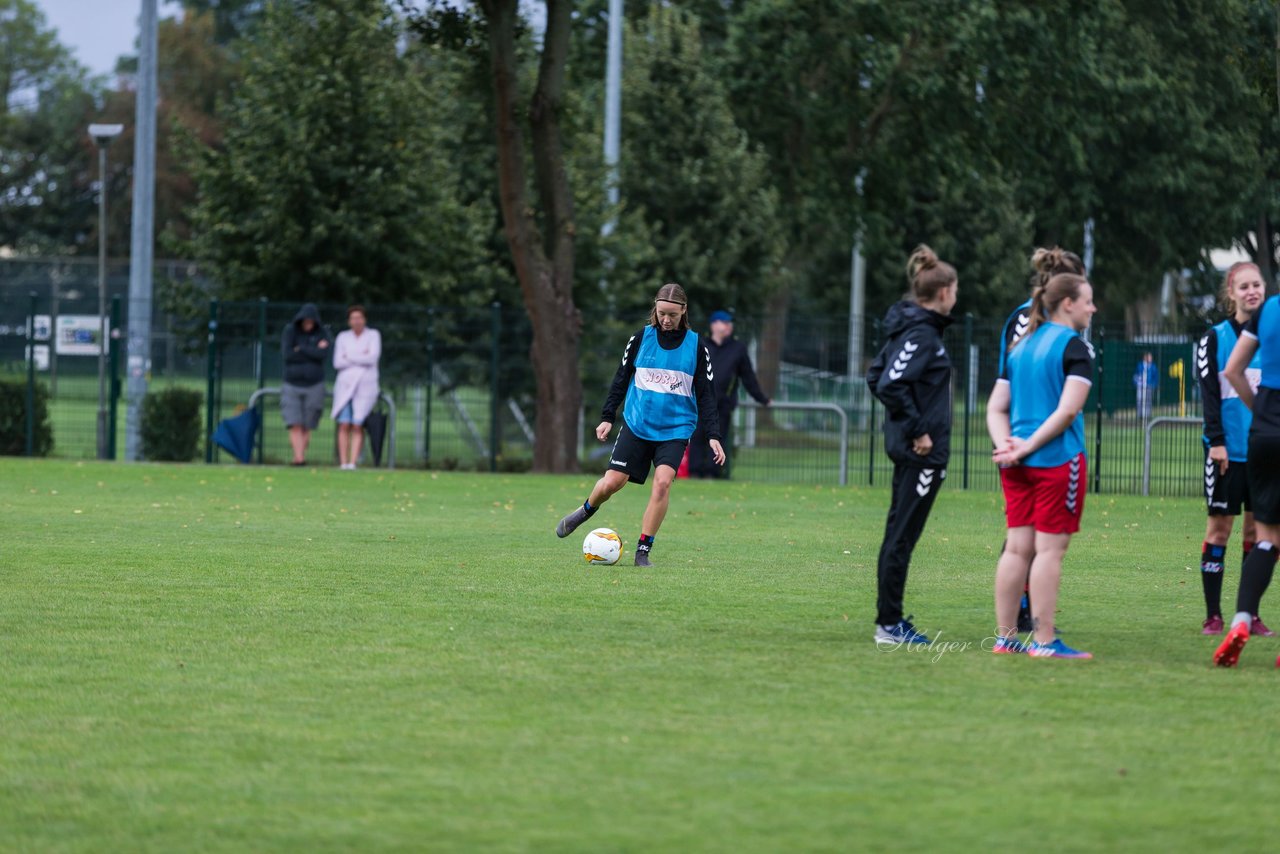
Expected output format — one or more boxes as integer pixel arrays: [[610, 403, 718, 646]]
[[635, 465, 676, 566], [557, 470, 628, 538]]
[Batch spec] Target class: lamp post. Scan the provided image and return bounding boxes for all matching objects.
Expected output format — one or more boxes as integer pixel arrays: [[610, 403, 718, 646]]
[[88, 122, 124, 460]]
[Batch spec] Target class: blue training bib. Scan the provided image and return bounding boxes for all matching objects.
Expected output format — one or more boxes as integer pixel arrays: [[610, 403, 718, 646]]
[[623, 327, 701, 442]]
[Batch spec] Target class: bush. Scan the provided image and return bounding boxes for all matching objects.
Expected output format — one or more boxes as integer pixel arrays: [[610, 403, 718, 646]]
[[0, 379, 54, 456], [141, 387, 203, 462]]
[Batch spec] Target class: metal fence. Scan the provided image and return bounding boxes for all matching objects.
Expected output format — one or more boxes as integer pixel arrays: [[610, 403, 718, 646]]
[[2, 257, 1215, 497]]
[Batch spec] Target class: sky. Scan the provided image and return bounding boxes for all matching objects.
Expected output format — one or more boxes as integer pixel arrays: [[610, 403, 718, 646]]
[[33, 0, 183, 78]]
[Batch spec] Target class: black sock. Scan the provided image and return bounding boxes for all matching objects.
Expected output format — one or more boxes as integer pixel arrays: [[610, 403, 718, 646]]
[[1201, 541, 1226, 618], [1236, 541, 1279, 616], [1243, 541, 1263, 616], [637, 534, 654, 553], [583, 499, 598, 517]]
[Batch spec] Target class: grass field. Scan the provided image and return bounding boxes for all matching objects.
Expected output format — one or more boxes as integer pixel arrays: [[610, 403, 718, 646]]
[[2, 459, 1278, 851]]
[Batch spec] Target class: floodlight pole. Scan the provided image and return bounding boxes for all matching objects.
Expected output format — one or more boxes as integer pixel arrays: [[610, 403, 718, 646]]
[[602, 0, 623, 236], [125, 0, 159, 461], [89, 123, 124, 460]]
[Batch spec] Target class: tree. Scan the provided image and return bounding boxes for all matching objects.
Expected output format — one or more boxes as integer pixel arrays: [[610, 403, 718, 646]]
[[725, 0, 1265, 331], [473, 0, 583, 473], [986, 0, 1262, 307], [613, 5, 785, 319], [174, 0, 266, 44], [723, 0, 1032, 385], [96, 10, 241, 256], [0, 0, 100, 254], [1224, 0, 1280, 285], [184, 0, 488, 305]]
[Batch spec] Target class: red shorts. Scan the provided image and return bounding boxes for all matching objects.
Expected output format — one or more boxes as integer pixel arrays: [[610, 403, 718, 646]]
[[1000, 454, 1087, 534]]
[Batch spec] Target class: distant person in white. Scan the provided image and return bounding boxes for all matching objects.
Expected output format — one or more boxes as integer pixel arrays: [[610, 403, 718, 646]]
[[331, 305, 380, 470]]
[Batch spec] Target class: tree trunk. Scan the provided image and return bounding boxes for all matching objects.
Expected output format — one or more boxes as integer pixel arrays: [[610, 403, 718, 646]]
[[481, 0, 582, 472]]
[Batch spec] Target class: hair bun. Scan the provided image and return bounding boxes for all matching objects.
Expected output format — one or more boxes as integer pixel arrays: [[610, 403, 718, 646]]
[[1031, 247, 1062, 274], [906, 244, 939, 281]]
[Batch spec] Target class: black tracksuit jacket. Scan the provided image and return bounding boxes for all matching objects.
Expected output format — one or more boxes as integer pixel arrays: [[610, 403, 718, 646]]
[[865, 300, 954, 468]]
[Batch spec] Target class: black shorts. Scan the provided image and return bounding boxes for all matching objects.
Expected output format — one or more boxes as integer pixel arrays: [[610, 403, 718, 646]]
[[1249, 432, 1280, 524], [608, 422, 687, 485], [1204, 453, 1249, 517]]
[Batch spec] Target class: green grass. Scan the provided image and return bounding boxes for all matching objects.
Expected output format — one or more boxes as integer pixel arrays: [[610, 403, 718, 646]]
[[2, 460, 1276, 852]]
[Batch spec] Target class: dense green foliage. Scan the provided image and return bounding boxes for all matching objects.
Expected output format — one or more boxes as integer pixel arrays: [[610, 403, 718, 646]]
[[0, 0, 99, 255], [0, 378, 52, 456], [2, 460, 1277, 849], [183, 0, 492, 306], [5, 0, 1280, 319], [140, 386, 203, 461]]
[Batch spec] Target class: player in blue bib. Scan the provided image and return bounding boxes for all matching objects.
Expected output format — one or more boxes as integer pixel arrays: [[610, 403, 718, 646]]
[[988, 272, 1096, 659], [555, 283, 723, 567], [997, 247, 1087, 633], [1195, 262, 1268, 637], [1214, 285, 1280, 666]]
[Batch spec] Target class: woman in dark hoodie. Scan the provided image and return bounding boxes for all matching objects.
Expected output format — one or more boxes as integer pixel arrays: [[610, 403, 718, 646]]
[[865, 245, 958, 646], [281, 303, 331, 465]]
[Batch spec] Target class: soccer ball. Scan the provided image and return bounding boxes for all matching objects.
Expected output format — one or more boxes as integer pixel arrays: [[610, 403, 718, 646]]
[[583, 528, 622, 565]]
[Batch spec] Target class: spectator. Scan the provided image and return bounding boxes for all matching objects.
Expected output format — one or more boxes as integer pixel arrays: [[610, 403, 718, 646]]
[[1134, 351, 1158, 420], [688, 310, 770, 478], [331, 305, 381, 470], [281, 303, 332, 465]]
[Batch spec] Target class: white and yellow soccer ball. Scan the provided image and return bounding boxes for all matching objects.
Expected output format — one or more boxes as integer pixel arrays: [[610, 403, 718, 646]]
[[583, 527, 622, 565]]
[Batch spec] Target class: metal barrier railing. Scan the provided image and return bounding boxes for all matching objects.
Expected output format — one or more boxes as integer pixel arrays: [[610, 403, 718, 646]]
[[737, 400, 849, 486], [1142, 416, 1202, 496], [246, 386, 398, 469]]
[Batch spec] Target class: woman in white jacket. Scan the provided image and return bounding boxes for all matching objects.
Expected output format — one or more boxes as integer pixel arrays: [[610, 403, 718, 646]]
[[331, 305, 381, 470]]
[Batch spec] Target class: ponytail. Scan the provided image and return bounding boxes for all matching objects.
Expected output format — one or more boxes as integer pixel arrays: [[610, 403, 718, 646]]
[[1025, 273, 1089, 338]]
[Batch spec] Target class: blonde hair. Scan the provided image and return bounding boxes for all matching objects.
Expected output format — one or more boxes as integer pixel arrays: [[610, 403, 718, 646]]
[[1220, 261, 1262, 316], [1026, 273, 1089, 338], [905, 244, 956, 303], [1029, 247, 1085, 290], [648, 282, 690, 331]]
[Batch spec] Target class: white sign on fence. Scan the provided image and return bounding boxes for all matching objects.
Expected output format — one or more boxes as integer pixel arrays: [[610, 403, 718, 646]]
[[55, 315, 109, 356], [25, 345, 50, 370]]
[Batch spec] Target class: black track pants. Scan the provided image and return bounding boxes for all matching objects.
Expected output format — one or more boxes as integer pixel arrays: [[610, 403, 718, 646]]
[[875, 462, 945, 626]]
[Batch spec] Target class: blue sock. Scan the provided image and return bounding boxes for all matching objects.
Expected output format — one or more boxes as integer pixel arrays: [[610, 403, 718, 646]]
[[583, 499, 597, 517]]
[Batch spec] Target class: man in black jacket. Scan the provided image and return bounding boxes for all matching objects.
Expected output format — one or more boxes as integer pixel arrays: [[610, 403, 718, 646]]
[[688, 310, 771, 478], [281, 303, 331, 465]]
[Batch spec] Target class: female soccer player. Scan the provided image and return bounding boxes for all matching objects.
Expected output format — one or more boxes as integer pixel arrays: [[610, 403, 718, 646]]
[[997, 247, 1088, 632], [988, 272, 1096, 658], [554, 283, 724, 567], [1213, 284, 1280, 667], [865, 245, 958, 646], [1197, 262, 1269, 636]]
